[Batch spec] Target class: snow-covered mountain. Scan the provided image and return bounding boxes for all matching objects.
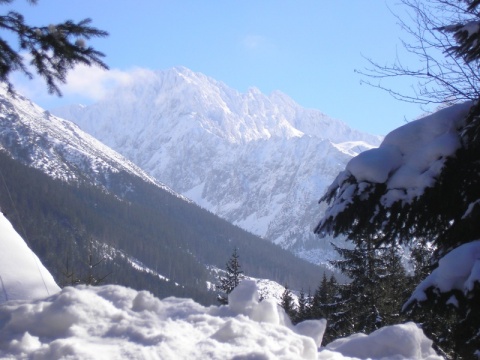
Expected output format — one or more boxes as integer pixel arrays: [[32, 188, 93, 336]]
[[0, 85, 329, 301], [0, 86, 182, 199], [54, 67, 382, 265]]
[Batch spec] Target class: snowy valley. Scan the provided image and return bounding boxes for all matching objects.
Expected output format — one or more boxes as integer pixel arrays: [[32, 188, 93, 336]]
[[0, 85, 330, 305], [2, 0, 480, 354], [0, 68, 459, 359], [0, 68, 464, 357]]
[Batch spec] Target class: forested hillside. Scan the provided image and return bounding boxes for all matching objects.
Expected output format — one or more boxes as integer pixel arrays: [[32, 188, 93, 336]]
[[0, 151, 329, 304]]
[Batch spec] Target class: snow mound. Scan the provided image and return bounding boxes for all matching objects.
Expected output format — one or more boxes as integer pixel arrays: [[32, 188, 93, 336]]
[[0, 212, 59, 302], [0, 279, 440, 359], [323, 322, 441, 360]]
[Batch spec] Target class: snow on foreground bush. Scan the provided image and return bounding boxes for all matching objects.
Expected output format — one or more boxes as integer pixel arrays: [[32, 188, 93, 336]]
[[318, 102, 472, 228], [0, 280, 441, 360]]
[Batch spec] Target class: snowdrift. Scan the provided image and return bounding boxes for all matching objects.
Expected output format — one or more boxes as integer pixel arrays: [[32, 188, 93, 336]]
[[0, 280, 441, 359], [0, 212, 60, 302]]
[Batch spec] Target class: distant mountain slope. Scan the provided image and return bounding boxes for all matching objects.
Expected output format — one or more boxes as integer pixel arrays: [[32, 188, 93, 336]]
[[0, 86, 181, 198], [53, 67, 381, 265], [0, 87, 331, 304]]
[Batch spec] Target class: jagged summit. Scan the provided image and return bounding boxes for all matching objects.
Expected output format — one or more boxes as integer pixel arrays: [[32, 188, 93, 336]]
[[56, 67, 380, 146]]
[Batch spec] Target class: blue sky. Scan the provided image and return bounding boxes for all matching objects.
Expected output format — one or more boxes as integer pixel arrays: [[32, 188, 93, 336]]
[[7, 1, 431, 135]]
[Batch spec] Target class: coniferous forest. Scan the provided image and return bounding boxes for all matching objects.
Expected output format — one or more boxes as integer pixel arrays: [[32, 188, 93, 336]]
[[0, 150, 330, 305]]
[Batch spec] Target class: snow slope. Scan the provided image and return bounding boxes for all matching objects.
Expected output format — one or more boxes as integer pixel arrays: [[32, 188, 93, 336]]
[[0, 212, 59, 302], [0, 86, 182, 199], [53, 66, 381, 265], [0, 280, 441, 359]]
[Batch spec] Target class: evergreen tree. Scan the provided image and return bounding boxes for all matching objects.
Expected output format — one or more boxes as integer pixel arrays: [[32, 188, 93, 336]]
[[295, 289, 309, 324], [409, 240, 433, 285], [325, 239, 411, 341], [217, 247, 244, 305], [307, 273, 342, 344], [309, 277, 325, 320], [315, 2, 480, 356], [439, 0, 480, 64], [83, 237, 111, 286], [318, 273, 330, 316], [323, 275, 342, 343], [309, 273, 335, 320], [378, 245, 409, 325], [0, 0, 108, 95], [279, 285, 296, 321], [330, 237, 386, 336]]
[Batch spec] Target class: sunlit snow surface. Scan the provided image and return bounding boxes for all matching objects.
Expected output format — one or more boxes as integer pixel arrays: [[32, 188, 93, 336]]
[[348, 102, 471, 206], [347, 103, 472, 205], [0, 213, 59, 302], [0, 279, 441, 359]]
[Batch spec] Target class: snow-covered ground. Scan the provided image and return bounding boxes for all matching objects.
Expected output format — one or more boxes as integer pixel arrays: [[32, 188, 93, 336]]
[[0, 213, 443, 359], [0, 280, 441, 360], [207, 265, 300, 303]]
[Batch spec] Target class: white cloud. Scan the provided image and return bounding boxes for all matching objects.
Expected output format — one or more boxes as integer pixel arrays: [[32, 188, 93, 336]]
[[60, 65, 133, 100], [10, 62, 145, 107], [242, 34, 269, 50]]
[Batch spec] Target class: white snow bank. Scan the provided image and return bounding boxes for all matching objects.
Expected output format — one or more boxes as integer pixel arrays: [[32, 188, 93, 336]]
[[0, 279, 441, 359], [0, 280, 321, 359], [346, 102, 471, 205], [323, 322, 441, 360], [405, 240, 480, 307], [0, 212, 60, 302]]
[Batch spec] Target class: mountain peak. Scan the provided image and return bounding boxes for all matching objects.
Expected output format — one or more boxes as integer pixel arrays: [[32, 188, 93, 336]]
[[51, 66, 381, 267], [55, 67, 379, 146]]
